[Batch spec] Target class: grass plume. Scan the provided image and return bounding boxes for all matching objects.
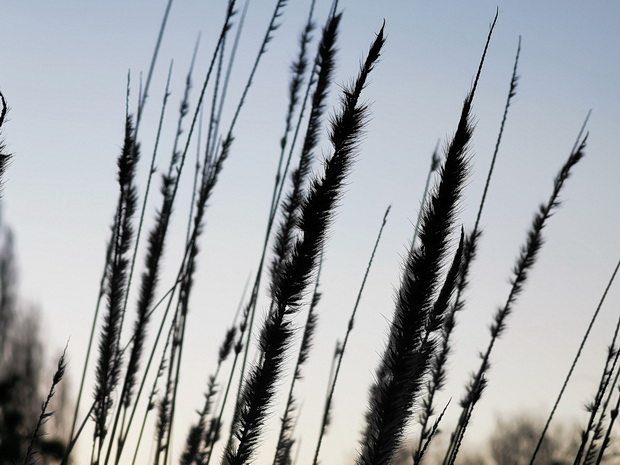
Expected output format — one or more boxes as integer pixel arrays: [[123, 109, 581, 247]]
[[417, 35, 521, 459], [92, 113, 139, 461], [223, 24, 385, 465], [445, 134, 587, 465], [356, 11, 498, 462], [272, 255, 322, 465], [410, 143, 440, 254], [0, 91, 11, 195], [23, 345, 67, 465]]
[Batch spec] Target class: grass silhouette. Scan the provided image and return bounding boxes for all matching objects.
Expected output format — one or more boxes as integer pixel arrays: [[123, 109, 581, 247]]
[[1, 2, 619, 465]]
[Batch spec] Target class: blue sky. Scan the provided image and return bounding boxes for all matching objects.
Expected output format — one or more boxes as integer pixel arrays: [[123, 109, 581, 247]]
[[1, 1, 620, 463]]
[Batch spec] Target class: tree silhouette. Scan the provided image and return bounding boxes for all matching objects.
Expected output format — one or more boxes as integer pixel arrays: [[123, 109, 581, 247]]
[[0, 211, 68, 464], [396, 413, 619, 465], [488, 415, 576, 465]]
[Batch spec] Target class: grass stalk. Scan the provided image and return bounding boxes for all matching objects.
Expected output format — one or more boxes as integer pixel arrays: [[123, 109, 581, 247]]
[[257, 13, 340, 398], [313, 206, 390, 465], [269, 7, 339, 228], [272, 254, 323, 465], [210, 0, 249, 160], [199, 281, 254, 465], [120, 270, 179, 462], [417, 35, 520, 461], [591, 316, 620, 464], [0, 91, 11, 194], [268, 0, 316, 220], [319, 339, 341, 436], [23, 345, 67, 465], [410, 143, 440, 254], [472, 36, 520, 234], [156, 9, 277, 444], [179, 375, 218, 465], [186, 92, 204, 248], [66, 232, 113, 460], [190, 6, 288, 423], [225, 5, 332, 451], [178, 327, 235, 465], [357, 10, 498, 462], [574, 295, 620, 465], [445, 134, 587, 465], [267, 10, 326, 308], [529, 112, 605, 465], [223, 25, 384, 465], [136, 0, 175, 130], [231, 0, 296, 427], [415, 398, 451, 465], [111, 6, 237, 460], [161, 252, 199, 465], [595, 385, 620, 465], [103, 62, 174, 465], [67, 1, 178, 453], [130, 324, 172, 465], [92, 113, 140, 464]]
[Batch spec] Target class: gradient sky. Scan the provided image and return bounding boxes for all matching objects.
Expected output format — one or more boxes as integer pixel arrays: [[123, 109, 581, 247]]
[[1, 1, 620, 463]]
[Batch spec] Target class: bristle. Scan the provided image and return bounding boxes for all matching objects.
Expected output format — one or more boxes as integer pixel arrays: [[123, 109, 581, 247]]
[[0, 91, 12, 194], [224, 26, 384, 465], [268, 12, 340, 302], [357, 43, 473, 465], [273, 255, 322, 465]]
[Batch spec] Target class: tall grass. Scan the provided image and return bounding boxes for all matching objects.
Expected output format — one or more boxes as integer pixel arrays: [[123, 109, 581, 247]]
[[0, 91, 10, 195], [2, 3, 618, 465]]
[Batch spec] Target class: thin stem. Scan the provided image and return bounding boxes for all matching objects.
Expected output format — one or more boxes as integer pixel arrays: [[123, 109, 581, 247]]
[[313, 206, 390, 465], [136, 0, 175, 130], [105, 62, 174, 465], [447, 134, 587, 465], [25, 345, 67, 465], [419, 35, 520, 462], [66, 235, 113, 459]]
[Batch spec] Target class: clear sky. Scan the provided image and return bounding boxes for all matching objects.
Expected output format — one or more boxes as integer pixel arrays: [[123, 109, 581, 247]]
[[1, 1, 620, 463]]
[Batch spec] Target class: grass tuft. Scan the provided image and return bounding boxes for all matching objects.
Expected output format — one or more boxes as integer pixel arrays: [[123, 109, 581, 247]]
[[356, 11, 497, 461], [223, 23, 385, 465]]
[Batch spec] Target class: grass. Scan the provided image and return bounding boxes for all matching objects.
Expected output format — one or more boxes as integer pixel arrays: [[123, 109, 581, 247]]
[[1, 2, 619, 465]]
